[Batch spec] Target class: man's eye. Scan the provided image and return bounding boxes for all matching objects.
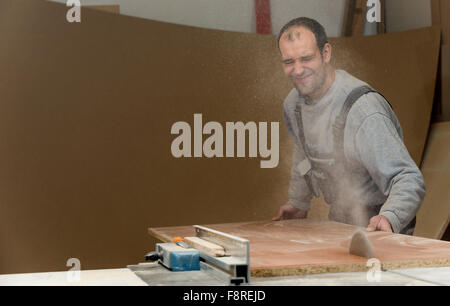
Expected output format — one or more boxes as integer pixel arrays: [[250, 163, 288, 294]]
[[302, 57, 313, 62], [283, 60, 294, 65]]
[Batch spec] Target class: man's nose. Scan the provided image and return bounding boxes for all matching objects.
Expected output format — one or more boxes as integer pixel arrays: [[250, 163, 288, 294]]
[[293, 60, 305, 76]]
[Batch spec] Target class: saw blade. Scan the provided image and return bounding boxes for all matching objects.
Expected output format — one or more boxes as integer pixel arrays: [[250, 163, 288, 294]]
[[349, 229, 374, 259]]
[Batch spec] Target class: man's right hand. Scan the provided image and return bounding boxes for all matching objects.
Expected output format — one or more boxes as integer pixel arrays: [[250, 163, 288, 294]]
[[272, 204, 308, 221]]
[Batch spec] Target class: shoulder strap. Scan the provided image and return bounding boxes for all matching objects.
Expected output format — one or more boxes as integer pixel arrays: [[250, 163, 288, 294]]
[[333, 85, 375, 131], [294, 102, 307, 155], [332, 85, 392, 160], [293, 101, 319, 195]]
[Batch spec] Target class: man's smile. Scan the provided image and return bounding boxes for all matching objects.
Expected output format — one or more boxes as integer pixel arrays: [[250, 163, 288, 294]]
[[292, 73, 312, 85]]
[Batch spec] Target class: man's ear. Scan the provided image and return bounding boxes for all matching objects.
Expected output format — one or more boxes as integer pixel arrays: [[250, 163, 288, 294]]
[[321, 43, 332, 63]]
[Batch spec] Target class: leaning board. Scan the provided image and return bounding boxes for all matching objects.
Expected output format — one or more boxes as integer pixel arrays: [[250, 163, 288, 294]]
[[149, 220, 450, 277], [415, 122, 450, 239]]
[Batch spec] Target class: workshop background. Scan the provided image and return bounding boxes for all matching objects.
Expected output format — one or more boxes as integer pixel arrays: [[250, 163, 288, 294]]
[[0, 0, 448, 274]]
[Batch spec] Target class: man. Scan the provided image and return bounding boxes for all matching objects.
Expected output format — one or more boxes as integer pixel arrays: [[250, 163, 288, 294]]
[[272, 17, 425, 235]]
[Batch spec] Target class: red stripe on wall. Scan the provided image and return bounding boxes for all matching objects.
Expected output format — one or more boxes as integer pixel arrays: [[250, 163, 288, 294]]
[[254, 0, 271, 34]]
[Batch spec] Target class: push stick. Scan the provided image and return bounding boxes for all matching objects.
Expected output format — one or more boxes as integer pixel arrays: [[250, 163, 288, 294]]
[[184, 237, 228, 257]]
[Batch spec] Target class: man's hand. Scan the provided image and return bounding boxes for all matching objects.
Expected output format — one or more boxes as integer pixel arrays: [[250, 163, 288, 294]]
[[272, 204, 307, 221], [366, 215, 393, 233]]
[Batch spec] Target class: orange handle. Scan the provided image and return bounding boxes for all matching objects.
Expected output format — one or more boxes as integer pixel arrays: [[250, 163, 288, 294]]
[[173, 236, 185, 243]]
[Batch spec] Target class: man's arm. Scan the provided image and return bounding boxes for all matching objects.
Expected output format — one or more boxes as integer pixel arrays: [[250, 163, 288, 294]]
[[353, 111, 425, 233]]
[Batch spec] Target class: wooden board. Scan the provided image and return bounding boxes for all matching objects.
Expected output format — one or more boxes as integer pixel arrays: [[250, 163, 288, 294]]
[[377, 0, 386, 35], [415, 122, 450, 240], [149, 220, 450, 277], [430, 0, 450, 47], [84, 5, 120, 14], [342, 0, 367, 36], [430, 0, 441, 27], [439, 0, 450, 45]]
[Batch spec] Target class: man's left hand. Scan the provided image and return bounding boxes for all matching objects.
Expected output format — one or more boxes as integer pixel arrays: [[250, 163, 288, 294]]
[[366, 215, 393, 233]]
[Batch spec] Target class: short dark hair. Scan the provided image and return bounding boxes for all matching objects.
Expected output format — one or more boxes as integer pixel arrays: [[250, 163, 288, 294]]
[[277, 17, 328, 52]]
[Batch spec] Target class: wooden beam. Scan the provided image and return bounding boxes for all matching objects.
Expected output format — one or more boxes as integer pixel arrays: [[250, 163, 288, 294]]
[[430, 0, 441, 26], [342, 0, 367, 36], [376, 0, 386, 34], [342, 0, 355, 36], [85, 5, 120, 14], [254, 0, 271, 34], [343, 0, 386, 36]]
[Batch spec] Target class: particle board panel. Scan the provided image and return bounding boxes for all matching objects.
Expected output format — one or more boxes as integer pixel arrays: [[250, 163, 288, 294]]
[[149, 220, 450, 277], [415, 122, 450, 240]]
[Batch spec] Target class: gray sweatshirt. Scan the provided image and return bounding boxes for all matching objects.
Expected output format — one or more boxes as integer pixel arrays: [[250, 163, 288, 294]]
[[283, 70, 425, 234]]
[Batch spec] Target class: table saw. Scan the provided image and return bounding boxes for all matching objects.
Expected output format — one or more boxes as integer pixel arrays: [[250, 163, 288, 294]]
[[1, 219, 449, 286]]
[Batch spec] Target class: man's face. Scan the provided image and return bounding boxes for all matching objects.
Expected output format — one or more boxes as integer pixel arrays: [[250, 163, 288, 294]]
[[279, 26, 330, 99]]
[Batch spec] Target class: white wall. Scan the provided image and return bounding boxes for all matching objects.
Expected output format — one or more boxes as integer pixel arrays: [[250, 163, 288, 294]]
[[270, 0, 346, 38], [51, 0, 256, 33], [51, 0, 346, 37]]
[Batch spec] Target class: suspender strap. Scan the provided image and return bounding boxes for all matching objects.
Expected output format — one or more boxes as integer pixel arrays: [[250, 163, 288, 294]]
[[333, 86, 375, 157], [334, 86, 376, 130], [333, 85, 392, 159]]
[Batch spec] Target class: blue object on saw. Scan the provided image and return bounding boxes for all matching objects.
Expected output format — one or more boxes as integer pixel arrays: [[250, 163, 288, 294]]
[[145, 243, 200, 271]]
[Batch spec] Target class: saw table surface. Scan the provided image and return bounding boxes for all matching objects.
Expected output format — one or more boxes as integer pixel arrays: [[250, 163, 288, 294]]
[[1, 264, 450, 286], [149, 219, 450, 277], [128, 263, 450, 286]]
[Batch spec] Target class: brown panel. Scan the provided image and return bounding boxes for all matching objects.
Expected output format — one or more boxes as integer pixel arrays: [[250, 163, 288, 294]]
[[306, 197, 330, 221], [150, 220, 450, 276], [0, 0, 440, 274], [342, 0, 354, 36], [85, 5, 120, 14], [441, 44, 450, 121], [415, 122, 450, 240]]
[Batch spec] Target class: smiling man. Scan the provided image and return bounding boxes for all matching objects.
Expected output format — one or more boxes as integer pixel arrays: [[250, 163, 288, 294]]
[[272, 17, 425, 235]]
